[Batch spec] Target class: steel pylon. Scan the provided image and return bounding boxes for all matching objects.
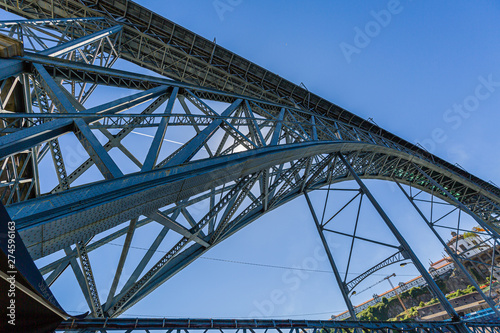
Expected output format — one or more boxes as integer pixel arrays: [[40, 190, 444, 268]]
[[0, 1, 499, 332]]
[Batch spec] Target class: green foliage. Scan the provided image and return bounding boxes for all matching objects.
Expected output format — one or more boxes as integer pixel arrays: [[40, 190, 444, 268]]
[[424, 298, 439, 306], [357, 283, 478, 322], [446, 285, 476, 300], [401, 307, 419, 321], [391, 306, 419, 322], [358, 298, 395, 321], [357, 285, 478, 321], [358, 293, 409, 321], [463, 232, 476, 238], [409, 286, 426, 298], [398, 286, 426, 300]]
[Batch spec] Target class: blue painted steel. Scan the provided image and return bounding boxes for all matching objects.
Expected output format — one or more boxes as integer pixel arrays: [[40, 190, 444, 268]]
[[22, 53, 304, 113], [305, 192, 358, 321], [270, 108, 285, 145], [0, 59, 23, 80], [414, 164, 500, 240], [339, 153, 463, 326], [142, 87, 178, 171], [311, 115, 318, 141], [0, 79, 168, 159], [0, 118, 74, 158], [73, 118, 123, 179], [39, 25, 122, 57], [396, 180, 500, 317], [33, 63, 78, 113], [0, 17, 106, 28], [84, 86, 170, 116], [163, 99, 243, 167], [244, 101, 266, 146], [8, 141, 340, 228], [1, 13, 499, 327], [55, 317, 486, 332]]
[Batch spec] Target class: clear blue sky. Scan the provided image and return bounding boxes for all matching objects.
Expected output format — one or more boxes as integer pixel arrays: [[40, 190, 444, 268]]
[[2, 0, 500, 320], [122, 0, 500, 318]]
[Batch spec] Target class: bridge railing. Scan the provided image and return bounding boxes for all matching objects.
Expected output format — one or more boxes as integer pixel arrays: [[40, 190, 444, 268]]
[[56, 317, 500, 333]]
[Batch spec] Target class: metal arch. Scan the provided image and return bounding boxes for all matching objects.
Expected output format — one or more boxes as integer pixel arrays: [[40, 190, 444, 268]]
[[0, 54, 495, 210], [8, 142, 500, 259], [2, 0, 499, 200], [345, 251, 407, 292], [0, 54, 498, 214], [0, 11, 499, 327], [7, 143, 498, 317], [4, 44, 499, 260]]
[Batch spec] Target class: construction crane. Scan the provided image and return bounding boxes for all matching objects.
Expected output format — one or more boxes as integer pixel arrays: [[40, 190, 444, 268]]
[[385, 273, 407, 313]]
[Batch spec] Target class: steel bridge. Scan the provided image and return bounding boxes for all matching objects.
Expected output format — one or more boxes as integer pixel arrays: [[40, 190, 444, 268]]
[[0, 1, 499, 332]]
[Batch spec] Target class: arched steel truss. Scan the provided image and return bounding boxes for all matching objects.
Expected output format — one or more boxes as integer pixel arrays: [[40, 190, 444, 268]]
[[0, 6, 499, 332]]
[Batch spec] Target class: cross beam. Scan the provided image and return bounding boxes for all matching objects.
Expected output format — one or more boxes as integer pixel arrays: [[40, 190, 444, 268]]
[[55, 317, 494, 332]]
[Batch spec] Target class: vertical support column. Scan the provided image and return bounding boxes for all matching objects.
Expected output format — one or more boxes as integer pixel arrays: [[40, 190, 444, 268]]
[[395, 180, 500, 317], [304, 192, 357, 321], [338, 154, 465, 326]]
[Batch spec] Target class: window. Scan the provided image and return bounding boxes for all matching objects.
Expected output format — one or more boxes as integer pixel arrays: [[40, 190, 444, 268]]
[[460, 244, 467, 252]]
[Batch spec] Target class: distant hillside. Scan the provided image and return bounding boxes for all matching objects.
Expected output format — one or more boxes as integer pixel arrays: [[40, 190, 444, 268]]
[[357, 268, 474, 321]]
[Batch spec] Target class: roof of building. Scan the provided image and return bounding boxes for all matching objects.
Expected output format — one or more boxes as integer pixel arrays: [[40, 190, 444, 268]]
[[433, 261, 453, 271], [447, 234, 464, 247], [430, 257, 451, 268]]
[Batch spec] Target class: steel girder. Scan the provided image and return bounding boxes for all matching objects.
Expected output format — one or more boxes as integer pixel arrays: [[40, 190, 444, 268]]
[[0, 12, 500, 324], [1, 52, 500, 316], [54, 317, 500, 332], [7, 138, 500, 260], [2, 0, 498, 199]]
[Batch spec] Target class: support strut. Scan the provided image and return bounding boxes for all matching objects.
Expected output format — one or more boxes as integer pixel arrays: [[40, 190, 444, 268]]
[[338, 153, 467, 331]]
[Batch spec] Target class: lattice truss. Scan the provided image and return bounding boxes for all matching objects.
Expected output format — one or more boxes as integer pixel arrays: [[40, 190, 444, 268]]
[[51, 318, 500, 333], [0, 5, 500, 327]]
